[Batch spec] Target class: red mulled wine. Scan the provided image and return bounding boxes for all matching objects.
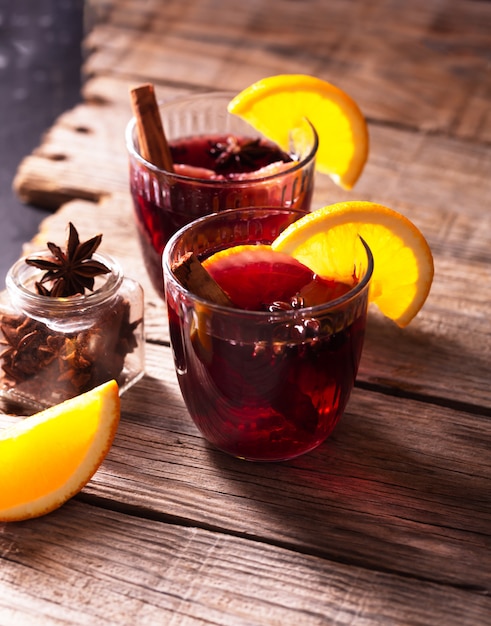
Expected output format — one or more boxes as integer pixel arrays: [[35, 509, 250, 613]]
[[129, 133, 315, 295], [164, 209, 372, 462]]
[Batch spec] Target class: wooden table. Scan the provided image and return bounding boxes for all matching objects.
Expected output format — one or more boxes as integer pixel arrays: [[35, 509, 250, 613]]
[[2, 1, 491, 623]]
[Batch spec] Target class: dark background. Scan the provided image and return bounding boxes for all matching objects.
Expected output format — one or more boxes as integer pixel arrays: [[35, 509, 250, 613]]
[[0, 0, 84, 284]]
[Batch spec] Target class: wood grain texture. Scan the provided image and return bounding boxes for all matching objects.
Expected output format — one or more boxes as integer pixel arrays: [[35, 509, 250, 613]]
[[4, 0, 491, 623], [18, 193, 491, 409], [13, 75, 491, 216], [12, 0, 491, 212], [81, 0, 491, 140], [1, 343, 490, 615], [69, 342, 490, 592], [1, 501, 489, 626]]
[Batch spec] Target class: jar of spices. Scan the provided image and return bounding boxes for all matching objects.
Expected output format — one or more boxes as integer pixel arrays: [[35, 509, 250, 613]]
[[0, 239, 144, 411]]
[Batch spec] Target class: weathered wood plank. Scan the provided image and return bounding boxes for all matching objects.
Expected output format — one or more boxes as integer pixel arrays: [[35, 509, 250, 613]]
[[1, 337, 490, 598], [1, 500, 489, 626], [13, 74, 491, 219], [18, 193, 491, 409], [82, 0, 491, 141], [3, 334, 488, 595], [39, 342, 487, 592], [4, 1, 491, 623]]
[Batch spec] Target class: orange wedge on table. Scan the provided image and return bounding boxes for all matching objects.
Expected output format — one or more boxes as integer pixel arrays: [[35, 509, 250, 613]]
[[228, 74, 369, 189], [272, 201, 434, 327], [0, 380, 120, 522]]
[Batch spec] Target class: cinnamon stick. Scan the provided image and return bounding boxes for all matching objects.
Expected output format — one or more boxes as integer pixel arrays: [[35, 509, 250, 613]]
[[130, 83, 174, 171], [171, 252, 236, 308]]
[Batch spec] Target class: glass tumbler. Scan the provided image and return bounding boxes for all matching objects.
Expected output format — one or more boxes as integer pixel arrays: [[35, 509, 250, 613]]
[[163, 208, 373, 462], [126, 91, 318, 296]]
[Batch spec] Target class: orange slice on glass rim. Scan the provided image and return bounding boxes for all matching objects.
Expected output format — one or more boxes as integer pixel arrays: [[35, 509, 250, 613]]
[[272, 201, 434, 327], [228, 74, 369, 189], [0, 380, 120, 521]]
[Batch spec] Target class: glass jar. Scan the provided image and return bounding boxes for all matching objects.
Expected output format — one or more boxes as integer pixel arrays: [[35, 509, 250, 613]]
[[0, 252, 144, 411]]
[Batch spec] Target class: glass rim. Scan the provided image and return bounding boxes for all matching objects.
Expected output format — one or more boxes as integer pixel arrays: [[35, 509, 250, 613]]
[[163, 207, 374, 320], [125, 90, 319, 185]]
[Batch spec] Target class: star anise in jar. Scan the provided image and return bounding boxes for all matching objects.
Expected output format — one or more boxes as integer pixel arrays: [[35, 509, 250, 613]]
[[25, 222, 111, 297]]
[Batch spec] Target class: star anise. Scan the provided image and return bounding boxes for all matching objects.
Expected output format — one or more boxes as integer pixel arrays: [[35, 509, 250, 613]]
[[0, 313, 64, 384], [209, 136, 291, 173], [25, 222, 111, 297], [0, 294, 142, 404]]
